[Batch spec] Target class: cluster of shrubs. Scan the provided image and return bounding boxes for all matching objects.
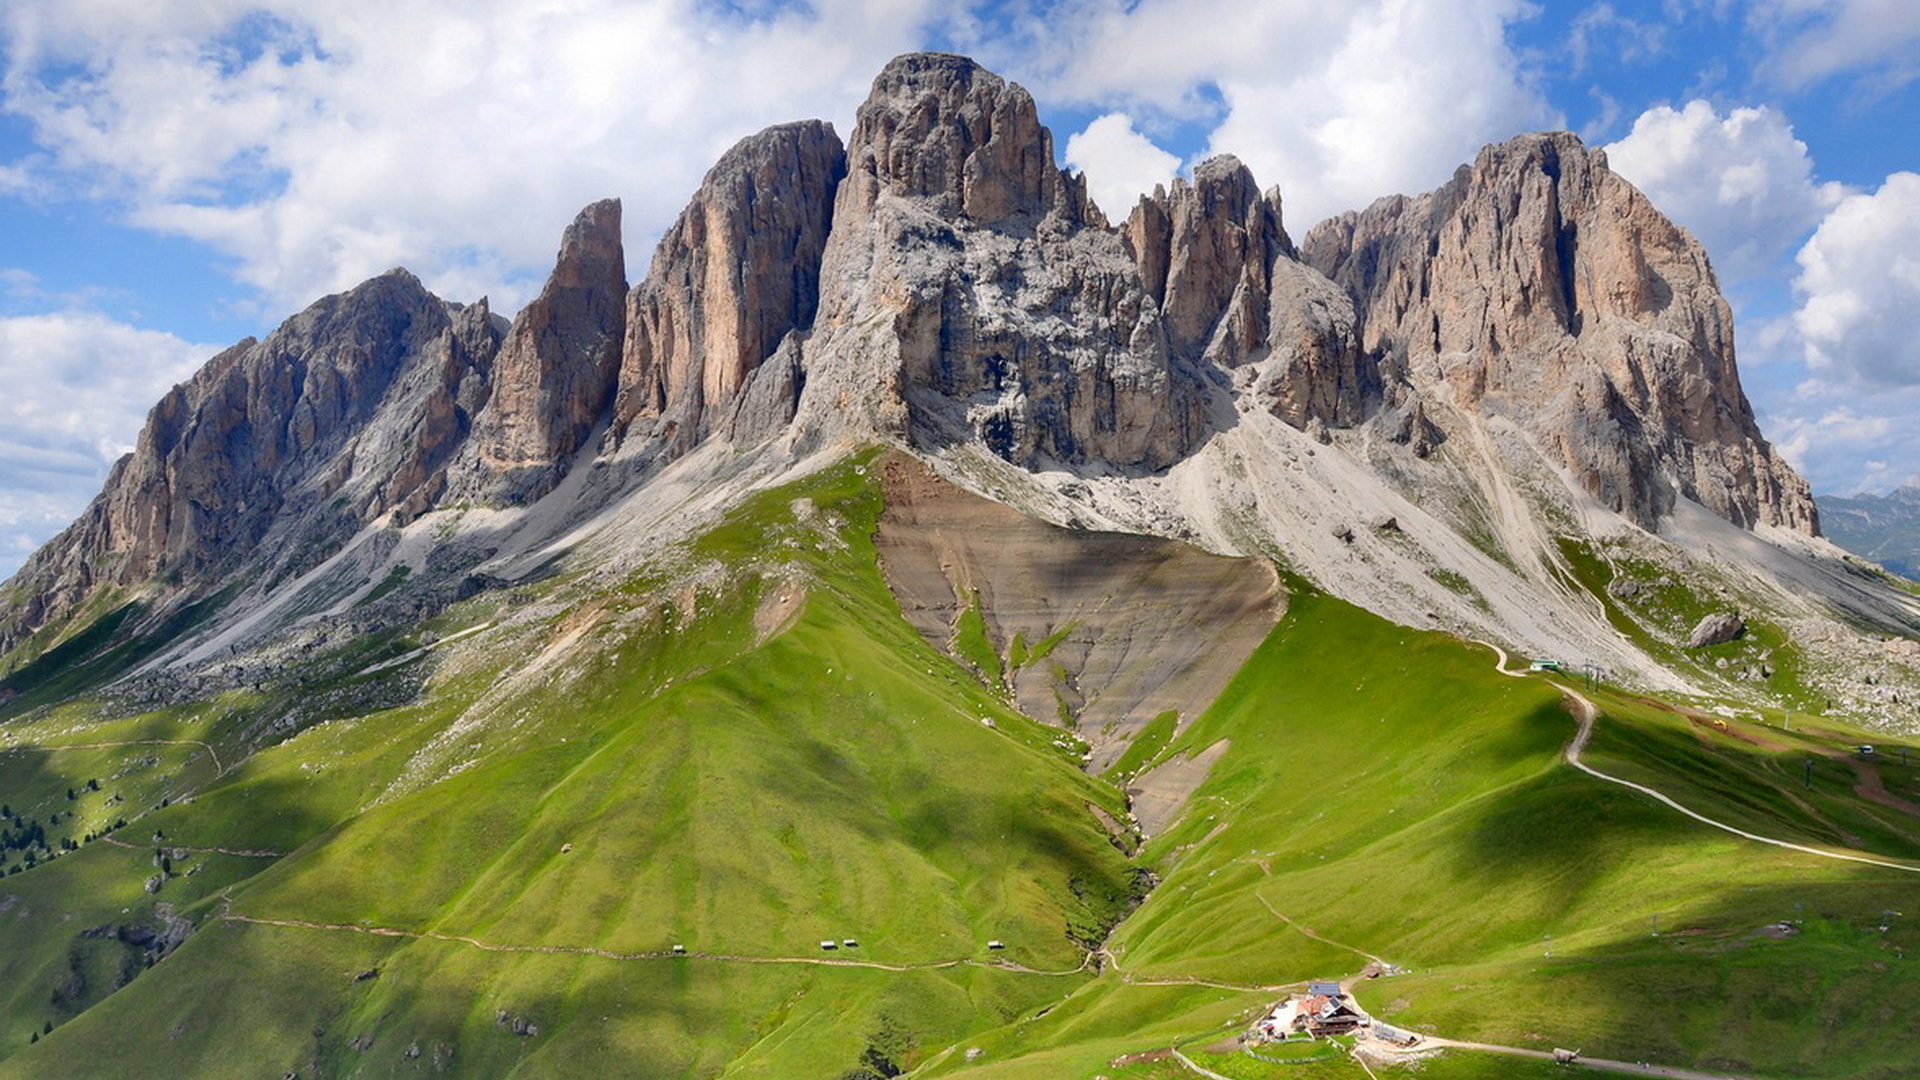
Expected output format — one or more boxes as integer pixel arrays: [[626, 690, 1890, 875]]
[[0, 788, 129, 876]]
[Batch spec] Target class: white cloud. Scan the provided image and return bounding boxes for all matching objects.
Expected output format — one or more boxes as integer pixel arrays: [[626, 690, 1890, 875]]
[[1772, 404, 1892, 472], [0, 0, 1559, 305], [1063, 112, 1181, 222], [0, 0, 946, 316], [0, 161, 33, 197], [1753, 172, 1920, 496], [1604, 100, 1846, 283], [0, 311, 216, 579], [1764, 386, 1920, 495], [988, 0, 1555, 232], [1749, 0, 1920, 90], [1794, 172, 1920, 387], [1567, 2, 1670, 73]]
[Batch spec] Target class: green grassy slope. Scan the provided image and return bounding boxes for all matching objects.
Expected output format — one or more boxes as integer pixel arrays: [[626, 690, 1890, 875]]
[[937, 591, 1920, 1080], [3, 453, 1920, 1079], [0, 454, 1140, 1079]]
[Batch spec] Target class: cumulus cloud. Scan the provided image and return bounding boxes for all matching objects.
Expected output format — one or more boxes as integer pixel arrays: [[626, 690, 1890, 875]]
[[1749, 0, 1920, 91], [1751, 172, 1920, 495], [1794, 172, 1920, 387], [1764, 386, 1920, 495], [0, 0, 1563, 303], [1063, 113, 1180, 222], [0, 0, 946, 316], [0, 312, 216, 579], [1771, 403, 1892, 472], [1604, 100, 1846, 283], [1001, 0, 1555, 232]]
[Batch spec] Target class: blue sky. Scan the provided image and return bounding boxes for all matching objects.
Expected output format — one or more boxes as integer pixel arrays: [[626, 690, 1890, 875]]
[[2, 0, 1918, 579]]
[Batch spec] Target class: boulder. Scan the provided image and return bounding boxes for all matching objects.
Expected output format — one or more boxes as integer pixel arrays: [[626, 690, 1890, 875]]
[[1607, 577, 1644, 599], [1688, 613, 1746, 648]]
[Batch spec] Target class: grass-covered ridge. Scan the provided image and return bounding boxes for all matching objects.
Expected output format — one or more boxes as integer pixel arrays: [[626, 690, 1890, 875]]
[[2, 452, 1920, 1078], [0, 452, 1145, 1079], [934, 590, 1920, 1080]]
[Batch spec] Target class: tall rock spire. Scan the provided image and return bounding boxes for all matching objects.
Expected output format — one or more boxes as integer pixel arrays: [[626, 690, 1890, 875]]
[[1125, 154, 1290, 365], [451, 199, 627, 504], [613, 121, 846, 450], [798, 52, 1199, 470]]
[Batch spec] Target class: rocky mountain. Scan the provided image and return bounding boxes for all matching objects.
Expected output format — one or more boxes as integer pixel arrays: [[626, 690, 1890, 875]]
[[4, 51, 1920, 1080], [1302, 133, 1816, 534], [0, 272, 504, 653], [611, 119, 845, 455], [0, 50, 1912, 722], [1821, 486, 1920, 579]]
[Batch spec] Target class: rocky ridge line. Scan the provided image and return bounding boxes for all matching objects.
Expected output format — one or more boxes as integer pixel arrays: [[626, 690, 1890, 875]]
[[0, 51, 1821, 664]]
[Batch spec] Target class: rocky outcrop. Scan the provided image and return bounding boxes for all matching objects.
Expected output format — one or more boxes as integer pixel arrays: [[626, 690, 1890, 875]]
[[838, 52, 1082, 228], [1255, 255, 1377, 430], [1301, 133, 1818, 534], [614, 122, 846, 451], [1124, 155, 1289, 366], [800, 52, 1204, 471], [1, 271, 503, 653], [451, 199, 626, 504]]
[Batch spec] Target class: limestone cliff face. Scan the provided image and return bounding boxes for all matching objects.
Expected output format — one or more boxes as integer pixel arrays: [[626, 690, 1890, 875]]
[[1301, 133, 1817, 533], [1, 271, 503, 653], [1117, 155, 1379, 433], [614, 121, 845, 451], [800, 52, 1205, 471], [450, 199, 626, 504], [1124, 155, 1289, 366], [842, 52, 1073, 227], [0, 55, 1826, 664]]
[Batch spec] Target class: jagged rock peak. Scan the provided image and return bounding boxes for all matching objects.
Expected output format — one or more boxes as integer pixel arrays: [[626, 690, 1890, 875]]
[[798, 53, 1201, 472], [615, 120, 846, 449], [550, 198, 626, 290], [0, 269, 500, 654], [451, 198, 627, 504], [844, 52, 1086, 226], [1302, 130, 1819, 535], [1126, 153, 1292, 365]]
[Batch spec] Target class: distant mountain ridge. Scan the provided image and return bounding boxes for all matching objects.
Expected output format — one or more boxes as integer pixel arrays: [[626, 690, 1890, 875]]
[[1821, 486, 1920, 578]]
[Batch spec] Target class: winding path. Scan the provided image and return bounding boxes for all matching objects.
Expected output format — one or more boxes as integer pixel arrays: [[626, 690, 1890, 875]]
[[1558, 679, 1920, 875], [1095, 945, 1296, 993], [102, 835, 282, 859], [1169, 1048, 1235, 1080], [1253, 892, 1388, 970], [1403, 1037, 1755, 1080], [11, 737, 226, 776], [216, 910, 1091, 976], [1473, 640, 1920, 875]]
